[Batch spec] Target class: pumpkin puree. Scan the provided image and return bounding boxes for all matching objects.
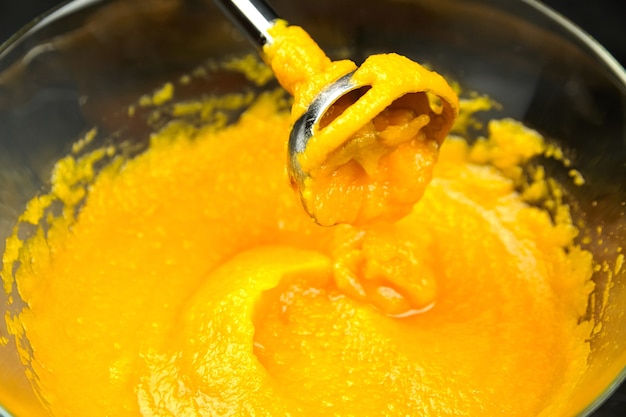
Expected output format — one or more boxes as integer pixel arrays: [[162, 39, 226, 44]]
[[1, 22, 594, 417]]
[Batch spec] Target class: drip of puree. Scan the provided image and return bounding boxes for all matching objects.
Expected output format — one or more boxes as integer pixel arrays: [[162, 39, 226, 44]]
[[2, 21, 594, 417]]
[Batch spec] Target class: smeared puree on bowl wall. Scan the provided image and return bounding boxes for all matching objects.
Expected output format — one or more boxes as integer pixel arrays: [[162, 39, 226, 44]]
[[1, 22, 594, 417]]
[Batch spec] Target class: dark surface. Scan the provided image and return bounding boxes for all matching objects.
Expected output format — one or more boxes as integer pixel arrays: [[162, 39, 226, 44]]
[[0, 1, 625, 416]]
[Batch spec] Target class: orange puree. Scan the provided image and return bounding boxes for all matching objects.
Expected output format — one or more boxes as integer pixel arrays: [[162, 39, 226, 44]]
[[1, 25, 594, 417], [264, 21, 459, 226], [1, 88, 594, 416]]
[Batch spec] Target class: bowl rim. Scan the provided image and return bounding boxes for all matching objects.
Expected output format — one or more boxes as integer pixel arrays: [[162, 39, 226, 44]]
[[520, 0, 626, 89], [0, 0, 99, 59]]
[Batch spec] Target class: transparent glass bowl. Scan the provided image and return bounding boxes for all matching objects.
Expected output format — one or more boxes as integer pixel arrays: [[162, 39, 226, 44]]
[[0, 0, 624, 415]]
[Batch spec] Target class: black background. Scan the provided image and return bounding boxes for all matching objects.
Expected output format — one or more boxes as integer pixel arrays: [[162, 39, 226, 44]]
[[0, 1, 625, 416]]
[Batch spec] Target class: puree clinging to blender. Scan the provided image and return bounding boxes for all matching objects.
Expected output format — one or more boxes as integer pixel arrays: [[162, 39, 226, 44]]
[[1, 18, 595, 417]]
